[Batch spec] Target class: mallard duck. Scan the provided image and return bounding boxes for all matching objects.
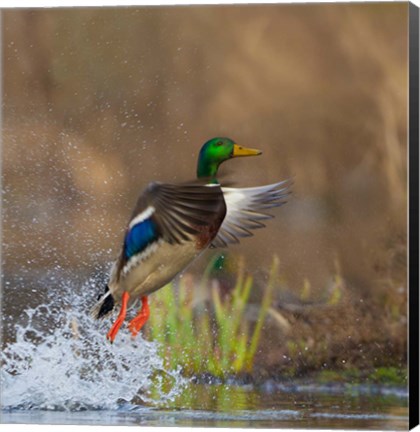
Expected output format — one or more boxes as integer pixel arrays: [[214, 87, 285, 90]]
[[91, 137, 291, 342]]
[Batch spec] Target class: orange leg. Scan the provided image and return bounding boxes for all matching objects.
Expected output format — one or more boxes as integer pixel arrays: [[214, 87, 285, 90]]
[[106, 291, 130, 343], [128, 296, 150, 337]]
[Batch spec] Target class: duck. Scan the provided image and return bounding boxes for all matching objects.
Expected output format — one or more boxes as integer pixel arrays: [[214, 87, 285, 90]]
[[91, 137, 291, 343]]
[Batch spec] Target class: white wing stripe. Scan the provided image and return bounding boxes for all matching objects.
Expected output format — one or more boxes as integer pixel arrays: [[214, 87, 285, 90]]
[[128, 206, 155, 229]]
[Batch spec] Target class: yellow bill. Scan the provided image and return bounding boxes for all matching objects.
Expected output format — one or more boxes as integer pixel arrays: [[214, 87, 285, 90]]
[[233, 144, 262, 157]]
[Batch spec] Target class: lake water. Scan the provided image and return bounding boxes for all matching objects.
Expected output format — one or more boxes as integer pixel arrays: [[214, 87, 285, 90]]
[[1, 272, 408, 429], [1, 381, 408, 429]]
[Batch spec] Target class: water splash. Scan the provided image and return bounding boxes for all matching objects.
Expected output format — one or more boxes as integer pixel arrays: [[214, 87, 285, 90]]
[[1, 272, 187, 411]]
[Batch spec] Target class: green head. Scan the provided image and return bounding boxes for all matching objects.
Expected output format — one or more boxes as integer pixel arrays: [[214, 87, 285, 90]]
[[196, 137, 262, 180]]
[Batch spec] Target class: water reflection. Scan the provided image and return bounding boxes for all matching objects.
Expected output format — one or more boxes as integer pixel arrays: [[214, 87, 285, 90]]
[[2, 382, 408, 429]]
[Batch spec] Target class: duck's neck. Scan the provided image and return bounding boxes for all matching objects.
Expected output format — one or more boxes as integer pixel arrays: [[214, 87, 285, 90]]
[[197, 157, 220, 183]]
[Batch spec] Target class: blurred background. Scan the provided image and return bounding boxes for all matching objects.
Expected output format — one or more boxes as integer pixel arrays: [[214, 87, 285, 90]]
[[2, 3, 408, 378]]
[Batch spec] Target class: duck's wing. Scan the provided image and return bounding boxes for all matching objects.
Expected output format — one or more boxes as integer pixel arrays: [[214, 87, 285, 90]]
[[123, 181, 226, 259], [211, 179, 292, 248]]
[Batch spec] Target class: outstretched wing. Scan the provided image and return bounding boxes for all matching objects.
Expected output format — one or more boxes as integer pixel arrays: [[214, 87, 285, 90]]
[[122, 181, 226, 260], [211, 179, 292, 248]]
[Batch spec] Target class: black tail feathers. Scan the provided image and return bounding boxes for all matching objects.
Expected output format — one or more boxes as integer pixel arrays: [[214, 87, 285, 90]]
[[91, 284, 115, 319], [97, 292, 115, 319]]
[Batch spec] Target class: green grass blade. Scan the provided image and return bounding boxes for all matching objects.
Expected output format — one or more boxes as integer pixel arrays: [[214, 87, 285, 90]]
[[245, 255, 279, 371]]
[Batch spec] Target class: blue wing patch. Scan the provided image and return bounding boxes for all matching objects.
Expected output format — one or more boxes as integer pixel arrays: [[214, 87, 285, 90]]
[[124, 218, 158, 259]]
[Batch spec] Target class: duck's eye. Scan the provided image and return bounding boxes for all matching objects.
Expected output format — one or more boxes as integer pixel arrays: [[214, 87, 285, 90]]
[[216, 141, 223, 146]]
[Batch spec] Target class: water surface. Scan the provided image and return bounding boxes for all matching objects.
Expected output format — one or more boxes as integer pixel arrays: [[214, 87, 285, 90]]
[[2, 382, 408, 429]]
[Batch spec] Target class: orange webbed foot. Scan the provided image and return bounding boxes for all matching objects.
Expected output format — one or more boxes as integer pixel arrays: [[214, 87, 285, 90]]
[[106, 291, 130, 343], [128, 296, 150, 337]]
